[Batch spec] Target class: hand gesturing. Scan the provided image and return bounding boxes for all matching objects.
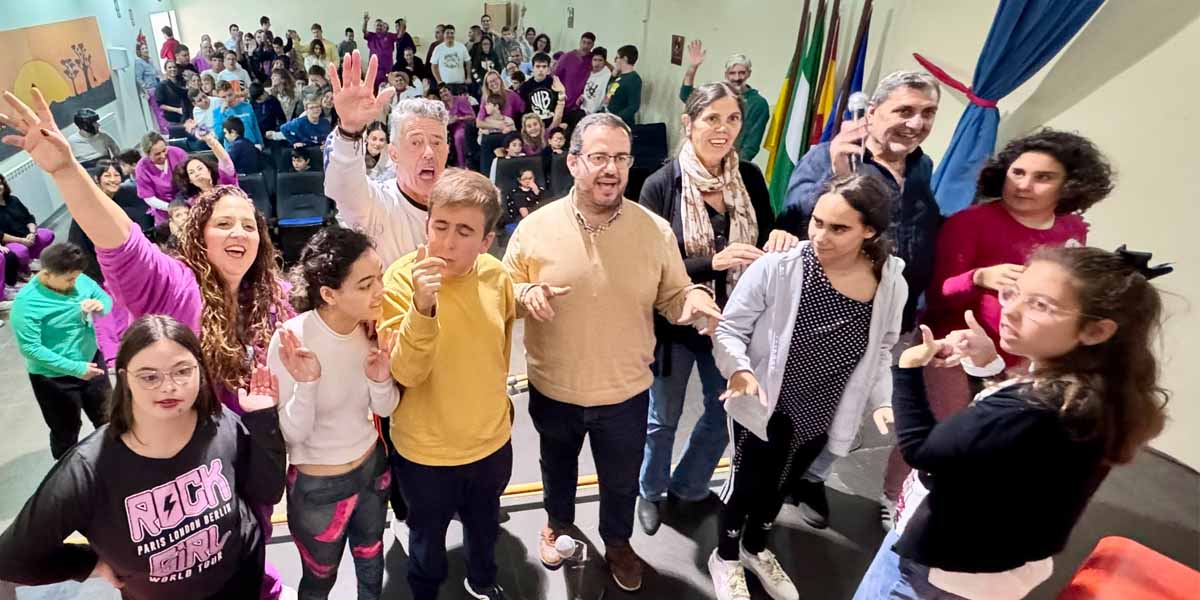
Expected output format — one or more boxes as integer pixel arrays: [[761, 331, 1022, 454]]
[[0, 88, 78, 175], [329, 50, 397, 134]]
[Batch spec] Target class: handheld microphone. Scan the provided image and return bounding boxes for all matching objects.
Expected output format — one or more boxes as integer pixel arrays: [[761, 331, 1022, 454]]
[[846, 91, 869, 173]]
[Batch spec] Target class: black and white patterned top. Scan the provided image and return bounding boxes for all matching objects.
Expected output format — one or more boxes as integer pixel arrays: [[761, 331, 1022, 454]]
[[777, 244, 874, 445]]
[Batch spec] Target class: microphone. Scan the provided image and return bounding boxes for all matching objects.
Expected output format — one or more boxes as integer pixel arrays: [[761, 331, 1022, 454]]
[[846, 91, 869, 173]]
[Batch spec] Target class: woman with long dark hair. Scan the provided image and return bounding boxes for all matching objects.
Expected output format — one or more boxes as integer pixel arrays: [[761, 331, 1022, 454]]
[[711, 174, 907, 600], [0, 171, 56, 283], [1, 87, 294, 599], [0, 314, 286, 598], [854, 245, 1170, 599]]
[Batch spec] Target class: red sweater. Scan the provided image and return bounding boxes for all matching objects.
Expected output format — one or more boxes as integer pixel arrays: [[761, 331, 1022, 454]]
[[924, 201, 1088, 366]]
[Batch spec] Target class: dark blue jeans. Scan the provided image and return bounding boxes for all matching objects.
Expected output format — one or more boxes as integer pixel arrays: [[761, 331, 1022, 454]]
[[528, 384, 650, 546], [287, 442, 389, 600], [394, 441, 514, 599]]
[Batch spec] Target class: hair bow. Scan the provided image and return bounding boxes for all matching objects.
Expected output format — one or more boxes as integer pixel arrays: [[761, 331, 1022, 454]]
[[1115, 245, 1174, 281]]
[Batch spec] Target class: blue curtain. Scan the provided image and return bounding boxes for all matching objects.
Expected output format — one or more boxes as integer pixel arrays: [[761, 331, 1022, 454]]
[[924, 0, 1104, 215]]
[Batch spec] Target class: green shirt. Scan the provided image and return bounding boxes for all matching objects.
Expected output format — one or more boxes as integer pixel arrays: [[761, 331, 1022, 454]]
[[680, 84, 770, 161], [11, 274, 111, 378], [605, 70, 643, 126]]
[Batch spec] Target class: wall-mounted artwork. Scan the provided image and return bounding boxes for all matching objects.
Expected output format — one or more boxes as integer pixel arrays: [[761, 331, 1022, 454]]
[[0, 17, 115, 162]]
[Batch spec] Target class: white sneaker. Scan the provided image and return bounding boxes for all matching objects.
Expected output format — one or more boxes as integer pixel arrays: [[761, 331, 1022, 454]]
[[0, 300, 12, 312], [708, 549, 751, 600], [28, 259, 41, 272], [879, 494, 897, 531], [740, 546, 799, 600]]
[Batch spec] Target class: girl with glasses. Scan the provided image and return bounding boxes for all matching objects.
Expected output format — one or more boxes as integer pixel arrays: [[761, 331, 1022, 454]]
[[879, 130, 1115, 526], [854, 245, 1170, 599], [0, 314, 286, 599]]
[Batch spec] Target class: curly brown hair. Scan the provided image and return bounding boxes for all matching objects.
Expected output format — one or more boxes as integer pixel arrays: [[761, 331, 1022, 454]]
[[1026, 246, 1168, 464], [178, 185, 292, 391], [976, 128, 1115, 215]]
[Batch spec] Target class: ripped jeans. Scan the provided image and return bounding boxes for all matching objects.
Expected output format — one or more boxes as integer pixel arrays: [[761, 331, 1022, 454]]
[[286, 442, 389, 600]]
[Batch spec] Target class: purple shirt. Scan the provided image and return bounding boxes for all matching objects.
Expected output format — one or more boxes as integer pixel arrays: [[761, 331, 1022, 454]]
[[96, 227, 292, 414], [134, 146, 189, 224], [476, 89, 526, 121], [192, 55, 212, 72], [364, 31, 398, 74], [553, 50, 591, 107]]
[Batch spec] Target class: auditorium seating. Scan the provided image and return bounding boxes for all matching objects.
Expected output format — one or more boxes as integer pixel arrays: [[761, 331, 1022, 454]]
[[547, 154, 573, 199], [493, 156, 546, 199], [275, 170, 331, 265], [1057, 536, 1200, 600]]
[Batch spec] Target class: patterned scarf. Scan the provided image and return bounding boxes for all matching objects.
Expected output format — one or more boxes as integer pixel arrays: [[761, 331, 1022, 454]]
[[679, 140, 758, 289]]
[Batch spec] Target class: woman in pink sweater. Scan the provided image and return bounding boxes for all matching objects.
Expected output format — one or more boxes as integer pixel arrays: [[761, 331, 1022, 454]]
[[881, 129, 1115, 513]]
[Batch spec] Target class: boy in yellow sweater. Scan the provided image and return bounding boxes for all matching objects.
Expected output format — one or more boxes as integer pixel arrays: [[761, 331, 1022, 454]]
[[377, 168, 516, 600]]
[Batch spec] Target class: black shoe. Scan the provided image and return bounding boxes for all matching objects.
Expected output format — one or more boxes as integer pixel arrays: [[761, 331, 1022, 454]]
[[637, 496, 662, 535], [464, 578, 508, 599], [794, 480, 830, 529]]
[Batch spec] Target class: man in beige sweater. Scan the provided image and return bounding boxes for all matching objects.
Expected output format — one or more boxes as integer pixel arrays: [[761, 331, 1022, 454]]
[[503, 112, 721, 592]]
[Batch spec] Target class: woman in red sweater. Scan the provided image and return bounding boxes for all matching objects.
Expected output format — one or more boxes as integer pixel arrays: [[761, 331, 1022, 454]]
[[880, 129, 1115, 520]]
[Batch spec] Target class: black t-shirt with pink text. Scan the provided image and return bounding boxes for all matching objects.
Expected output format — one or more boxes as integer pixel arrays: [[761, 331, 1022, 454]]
[[0, 407, 286, 599]]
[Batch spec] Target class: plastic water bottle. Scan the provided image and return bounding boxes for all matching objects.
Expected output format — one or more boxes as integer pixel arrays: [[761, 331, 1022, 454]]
[[556, 534, 596, 599]]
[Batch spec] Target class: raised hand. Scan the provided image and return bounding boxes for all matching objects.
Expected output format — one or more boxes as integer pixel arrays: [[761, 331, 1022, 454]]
[[237, 364, 279, 412], [678, 288, 723, 335], [411, 244, 447, 316], [0, 88, 78, 175], [898, 324, 945, 369], [278, 328, 321, 382], [830, 117, 868, 177], [686, 39, 706, 69], [521, 282, 572, 322], [940, 310, 999, 368], [328, 50, 396, 134], [973, 263, 1025, 292], [364, 328, 396, 383]]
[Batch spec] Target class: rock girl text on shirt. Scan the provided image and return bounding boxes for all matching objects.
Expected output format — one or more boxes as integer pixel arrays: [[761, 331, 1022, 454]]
[[124, 459, 236, 581]]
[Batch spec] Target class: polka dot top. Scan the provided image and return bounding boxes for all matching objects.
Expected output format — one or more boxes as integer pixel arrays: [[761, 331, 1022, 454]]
[[777, 245, 874, 445]]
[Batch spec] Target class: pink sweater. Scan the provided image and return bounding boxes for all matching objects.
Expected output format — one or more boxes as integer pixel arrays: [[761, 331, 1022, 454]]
[[924, 201, 1088, 366]]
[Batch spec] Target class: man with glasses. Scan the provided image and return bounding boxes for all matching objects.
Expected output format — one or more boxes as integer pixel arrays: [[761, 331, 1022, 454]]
[[503, 113, 723, 593]]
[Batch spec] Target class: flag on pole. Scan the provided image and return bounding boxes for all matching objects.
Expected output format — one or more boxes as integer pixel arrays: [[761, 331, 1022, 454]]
[[766, 1, 827, 212], [808, 18, 840, 146], [763, 0, 812, 183], [823, 1, 872, 140]]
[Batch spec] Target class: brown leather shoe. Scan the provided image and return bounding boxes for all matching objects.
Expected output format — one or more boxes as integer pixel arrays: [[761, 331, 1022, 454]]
[[539, 524, 566, 569], [605, 542, 644, 592]]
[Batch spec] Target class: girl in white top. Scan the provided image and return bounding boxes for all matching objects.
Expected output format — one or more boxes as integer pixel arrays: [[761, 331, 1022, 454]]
[[266, 225, 399, 598], [364, 122, 395, 182]]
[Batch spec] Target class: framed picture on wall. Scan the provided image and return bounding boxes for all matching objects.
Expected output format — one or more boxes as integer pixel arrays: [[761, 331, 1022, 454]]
[[671, 35, 685, 65]]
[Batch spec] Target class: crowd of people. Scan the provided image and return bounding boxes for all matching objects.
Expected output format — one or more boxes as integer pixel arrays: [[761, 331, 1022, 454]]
[[0, 8, 1176, 600]]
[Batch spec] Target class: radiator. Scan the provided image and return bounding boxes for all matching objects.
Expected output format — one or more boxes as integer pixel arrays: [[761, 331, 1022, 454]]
[[2, 111, 120, 225]]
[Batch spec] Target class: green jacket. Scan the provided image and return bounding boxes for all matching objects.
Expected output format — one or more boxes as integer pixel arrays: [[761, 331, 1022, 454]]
[[11, 274, 111, 378], [680, 83, 769, 161], [605, 70, 643, 126]]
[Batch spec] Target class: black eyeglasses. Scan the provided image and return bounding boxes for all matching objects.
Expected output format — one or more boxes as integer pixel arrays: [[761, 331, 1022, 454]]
[[573, 152, 634, 169]]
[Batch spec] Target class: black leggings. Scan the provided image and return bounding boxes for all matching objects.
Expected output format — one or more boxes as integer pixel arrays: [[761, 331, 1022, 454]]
[[718, 413, 827, 560]]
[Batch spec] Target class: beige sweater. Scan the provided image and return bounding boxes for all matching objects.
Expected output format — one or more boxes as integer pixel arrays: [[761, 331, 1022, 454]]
[[503, 191, 698, 406]]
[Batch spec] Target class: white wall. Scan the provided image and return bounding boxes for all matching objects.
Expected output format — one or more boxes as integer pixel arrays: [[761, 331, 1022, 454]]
[[1, 0, 176, 220], [171, 1, 493, 61]]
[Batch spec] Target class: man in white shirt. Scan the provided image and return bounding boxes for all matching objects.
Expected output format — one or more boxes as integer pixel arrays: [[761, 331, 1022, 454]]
[[216, 51, 251, 90], [66, 109, 119, 165], [579, 47, 613, 115], [325, 51, 450, 266], [431, 25, 470, 86]]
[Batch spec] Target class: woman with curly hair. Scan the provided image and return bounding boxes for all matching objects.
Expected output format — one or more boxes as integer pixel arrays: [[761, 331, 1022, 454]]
[[267, 225, 399, 599], [171, 131, 238, 204], [878, 128, 1115, 520], [0, 86, 292, 599]]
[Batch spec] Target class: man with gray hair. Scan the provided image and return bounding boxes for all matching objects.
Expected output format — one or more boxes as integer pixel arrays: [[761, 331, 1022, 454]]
[[504, 112, 723, 592], [777, 70, 944, 532], [325, 50, 450, 267], [680, 40, 769, 160]]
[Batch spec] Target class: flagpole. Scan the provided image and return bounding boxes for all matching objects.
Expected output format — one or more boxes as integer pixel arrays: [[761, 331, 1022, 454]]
[[831, 0, 874, 133], [803, 0, 838, 148], [764, 0, 811, 179]]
